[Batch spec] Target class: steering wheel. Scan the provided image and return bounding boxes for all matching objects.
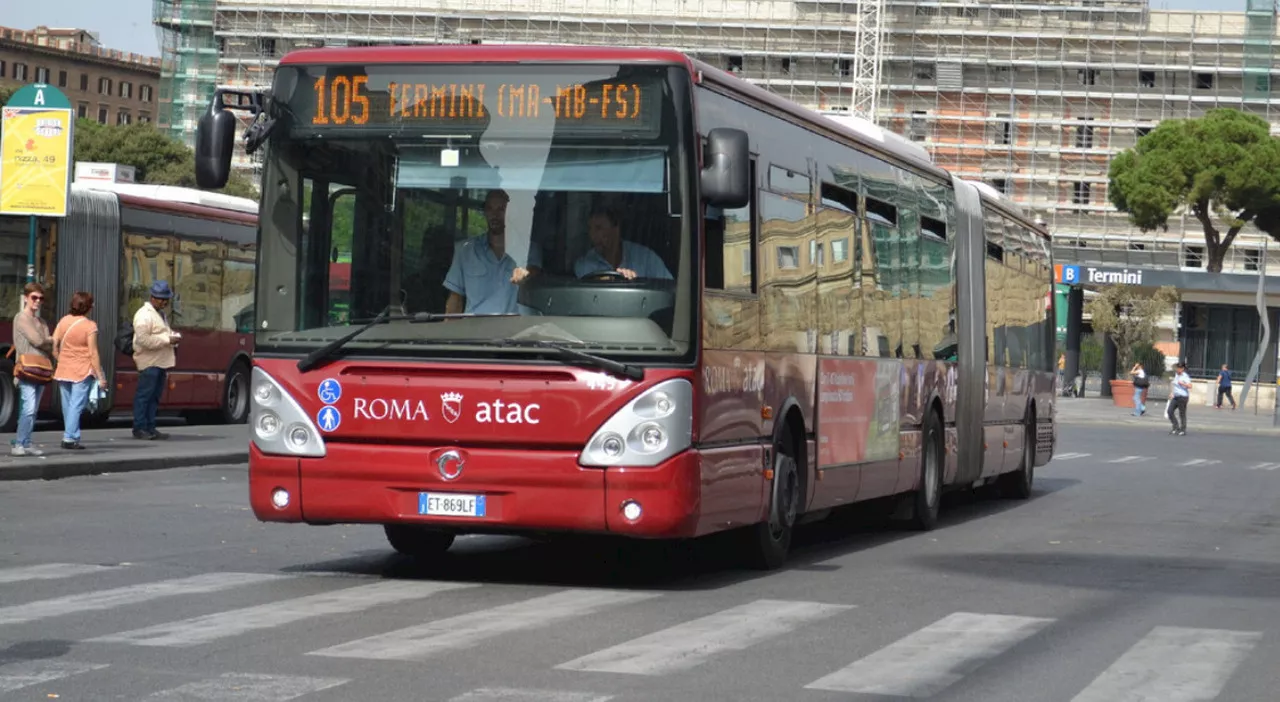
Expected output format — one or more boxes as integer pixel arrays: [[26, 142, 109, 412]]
[[583, 270, 630, 282]]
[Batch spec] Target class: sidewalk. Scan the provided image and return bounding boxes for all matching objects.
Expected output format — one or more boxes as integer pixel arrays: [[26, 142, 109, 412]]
[[0, 422, 248, 481], [1055, 396, 1280, 436]]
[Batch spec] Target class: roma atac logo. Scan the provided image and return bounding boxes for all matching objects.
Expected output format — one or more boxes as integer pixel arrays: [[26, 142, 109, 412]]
[[441, 392, 463, 424]]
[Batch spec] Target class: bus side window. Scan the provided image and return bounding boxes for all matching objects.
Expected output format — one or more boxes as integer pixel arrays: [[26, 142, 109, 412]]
[[705, 159, 756, 294]]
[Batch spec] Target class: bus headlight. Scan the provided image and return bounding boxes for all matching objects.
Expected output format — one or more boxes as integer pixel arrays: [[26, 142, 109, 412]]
[[250, 367, 326, 458], [580, 379, 692, 467]]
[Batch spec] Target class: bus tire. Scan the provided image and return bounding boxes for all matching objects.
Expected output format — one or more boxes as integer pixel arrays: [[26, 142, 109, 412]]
[[0, 363, 15, 434], [1000, 409, 1035, 500], [741, 434, 800, 570], [384, 524, 455, 558], [909, 411, 944, 531], [221, 361, 250, 424]]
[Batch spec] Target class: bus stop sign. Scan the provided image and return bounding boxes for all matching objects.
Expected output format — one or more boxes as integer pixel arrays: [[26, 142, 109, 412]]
[[1, 83, 75, 217]]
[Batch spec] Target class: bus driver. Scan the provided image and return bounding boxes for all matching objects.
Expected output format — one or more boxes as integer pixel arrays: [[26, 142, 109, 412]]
[[574, 205, 672, 281], [443, 189, 541, 314]]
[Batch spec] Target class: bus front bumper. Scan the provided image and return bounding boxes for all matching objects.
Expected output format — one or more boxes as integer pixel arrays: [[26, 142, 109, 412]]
[[248, 442, 702, 538]]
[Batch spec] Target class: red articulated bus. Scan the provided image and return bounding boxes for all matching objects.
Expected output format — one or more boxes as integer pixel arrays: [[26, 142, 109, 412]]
[[0, 181, 258, 431], [196, 44, 1057, 569]]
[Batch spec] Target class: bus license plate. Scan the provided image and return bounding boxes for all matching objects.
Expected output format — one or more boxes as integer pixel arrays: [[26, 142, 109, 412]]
[[419, 493, 486, 518]]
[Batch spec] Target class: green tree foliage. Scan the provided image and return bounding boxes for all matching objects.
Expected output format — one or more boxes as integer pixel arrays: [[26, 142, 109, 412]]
[[1108, 108, 1280, 273], [1086, 284, 1180, 375], [0, 85, 257, 200]]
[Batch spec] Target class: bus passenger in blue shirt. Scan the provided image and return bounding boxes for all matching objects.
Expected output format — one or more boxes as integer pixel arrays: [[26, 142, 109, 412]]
[[574, 206, 672, 281], [444, 189, 541, 314]]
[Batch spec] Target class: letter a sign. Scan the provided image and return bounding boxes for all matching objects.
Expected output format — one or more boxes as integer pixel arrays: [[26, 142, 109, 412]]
[[0, 83, 75, 217]]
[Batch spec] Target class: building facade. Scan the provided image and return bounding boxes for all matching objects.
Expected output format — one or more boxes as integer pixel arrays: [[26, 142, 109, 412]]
[[0, 25, 162, 126], [191, 0, 1280, 382]]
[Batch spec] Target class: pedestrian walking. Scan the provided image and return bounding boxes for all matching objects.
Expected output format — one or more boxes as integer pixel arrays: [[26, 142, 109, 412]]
[[10, 283, 53, 456], [51, 292, 108, 450], [131, 281, 181, 440], [1130, 361, 1148, 416], [1214, 364, 1236, 410], [1168, 362, 1192, 436]]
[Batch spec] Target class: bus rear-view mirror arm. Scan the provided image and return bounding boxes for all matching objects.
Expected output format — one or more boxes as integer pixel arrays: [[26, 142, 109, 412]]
[[700, 128, 750, 210]]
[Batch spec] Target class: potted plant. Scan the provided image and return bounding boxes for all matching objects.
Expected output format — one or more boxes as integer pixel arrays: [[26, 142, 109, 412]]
[[1085, 285, 1180, 408]]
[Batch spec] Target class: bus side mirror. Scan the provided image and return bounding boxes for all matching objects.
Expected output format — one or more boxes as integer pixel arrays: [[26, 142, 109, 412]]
[[195, 101, 237, 190], [700, 128, 749, 209]]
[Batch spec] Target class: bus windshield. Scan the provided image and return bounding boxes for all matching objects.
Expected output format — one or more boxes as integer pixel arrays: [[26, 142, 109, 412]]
[[254, 62, 695, 363]]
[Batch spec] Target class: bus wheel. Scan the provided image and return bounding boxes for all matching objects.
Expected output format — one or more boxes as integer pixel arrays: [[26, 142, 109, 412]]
[[221, 362, 250, 424], [384, 524, 455, 558], [909, 412, 944, 531], [1000, 410, 1035, 500], [0, 363, 15, 434], [742, 440, 800, 570]]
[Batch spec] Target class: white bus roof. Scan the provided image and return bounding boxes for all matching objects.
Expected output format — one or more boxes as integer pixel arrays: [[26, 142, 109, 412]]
[[817, 112, 935, 167], [71, 181, 259, 216]]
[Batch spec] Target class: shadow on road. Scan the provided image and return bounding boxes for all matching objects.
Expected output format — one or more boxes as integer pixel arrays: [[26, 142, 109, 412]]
[[279, 476, 1082, 591]]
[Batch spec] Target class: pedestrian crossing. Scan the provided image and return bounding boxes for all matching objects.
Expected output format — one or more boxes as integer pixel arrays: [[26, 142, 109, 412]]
[[0, 562, 1268, 701], [1054, 452, 1276, 471]]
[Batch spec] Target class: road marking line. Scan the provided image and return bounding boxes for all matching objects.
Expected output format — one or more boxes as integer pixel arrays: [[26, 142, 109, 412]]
[[557, 599, 853, 676], [1070, 626, 1261, 702], [1248, 463, 1280, 471], [309, 589, 659, 662], [1180, 459, 1222, 467], [143, 673, 348, 701], [0, 572, 290, 626], [449, 689, 614, 702], [1106, 456, 1154, 464], [87, 580, 476, 647], [0, 563, 119, 585], [804, 611, 1053, 697], [0, 661, 108, 693], [1054, 452, 1092, 460]]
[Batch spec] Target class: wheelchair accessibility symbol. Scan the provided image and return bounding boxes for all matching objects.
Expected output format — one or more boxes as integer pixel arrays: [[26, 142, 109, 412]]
[[318, 378, 342, 405]]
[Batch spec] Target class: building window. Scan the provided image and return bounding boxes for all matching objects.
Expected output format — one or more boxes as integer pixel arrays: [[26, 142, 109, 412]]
[[1073, 182, 1092, 204], [1245, 249, 1261, 271], [1139, 70, 1155, 88], [838, 59, 852, 77], [1184, 245, 1205, 268], [35, 67, 49, 83], [139, 113, 151, 124], [1078, 68, 1097, 86], [0, 61, 5, 77], [994, 113, 1012, 145], [777, 246, 800, 270], [1196, 73, 1215, 90], [780, 58, 791, 74], [14, 63, 28, 81], [99, 77, 112, 96], [258, 38, 277, 56], [58, 70, 67, 88], [1136, 125, 1153, 139], [118, 110, 131, 125], [909, 110, 929, 142], [727, 55, 743, 73], [915, 63, 935, 81], [77, 103, 87, 118], [80, 73, 89, 91], [990, 178, 1008, 194], [990, 66, 1011, 84], [1075, 117, 1095, 148], [140, 85, 153, 102], [97, 106, 108, 124], [119, 82, 132, 99]]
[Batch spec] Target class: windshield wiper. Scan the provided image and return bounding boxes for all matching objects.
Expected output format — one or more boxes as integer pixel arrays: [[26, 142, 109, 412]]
[[296, 309, 395, 373], [496, 339, 645, 381]]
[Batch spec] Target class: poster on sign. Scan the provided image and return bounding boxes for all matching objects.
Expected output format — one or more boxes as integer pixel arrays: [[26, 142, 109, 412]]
[[817, 358, 901, 467]]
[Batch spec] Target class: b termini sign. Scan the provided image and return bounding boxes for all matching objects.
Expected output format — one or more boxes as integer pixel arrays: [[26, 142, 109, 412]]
[[1055, 262, 1276, 294]]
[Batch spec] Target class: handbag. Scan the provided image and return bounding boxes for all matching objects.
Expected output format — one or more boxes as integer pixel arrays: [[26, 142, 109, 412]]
[[14, 352, 53, 384]]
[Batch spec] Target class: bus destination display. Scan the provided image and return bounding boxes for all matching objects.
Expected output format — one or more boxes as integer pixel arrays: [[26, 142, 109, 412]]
[[296, 71, 662, 135]]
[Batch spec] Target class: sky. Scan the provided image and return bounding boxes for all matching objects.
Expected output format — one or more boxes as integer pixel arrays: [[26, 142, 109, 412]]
[[3, 0, 1254, 59]]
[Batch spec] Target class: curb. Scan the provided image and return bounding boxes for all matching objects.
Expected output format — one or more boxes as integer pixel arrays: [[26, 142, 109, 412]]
[[0, 450, 248, 482], [1057, 416, 1280, 437]]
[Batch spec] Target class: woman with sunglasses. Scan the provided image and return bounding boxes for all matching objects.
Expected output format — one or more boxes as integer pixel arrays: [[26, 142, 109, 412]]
[[11, 283, 53, 456]]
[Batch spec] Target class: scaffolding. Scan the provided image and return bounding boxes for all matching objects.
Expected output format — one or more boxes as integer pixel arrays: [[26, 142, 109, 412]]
[[211, 0, 1280, 274], [153, 0, 219, 148]]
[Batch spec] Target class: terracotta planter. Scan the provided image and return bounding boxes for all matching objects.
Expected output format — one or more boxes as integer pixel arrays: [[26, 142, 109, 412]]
[[1110, 379, 1135, 408]]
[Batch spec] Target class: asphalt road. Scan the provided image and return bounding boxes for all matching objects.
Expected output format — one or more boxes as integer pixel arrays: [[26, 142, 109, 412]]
[[0, 423, 1277, 701]]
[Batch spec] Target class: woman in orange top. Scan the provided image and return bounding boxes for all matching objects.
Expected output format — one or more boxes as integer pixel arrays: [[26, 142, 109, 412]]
[[52, 291, 108, 450]]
